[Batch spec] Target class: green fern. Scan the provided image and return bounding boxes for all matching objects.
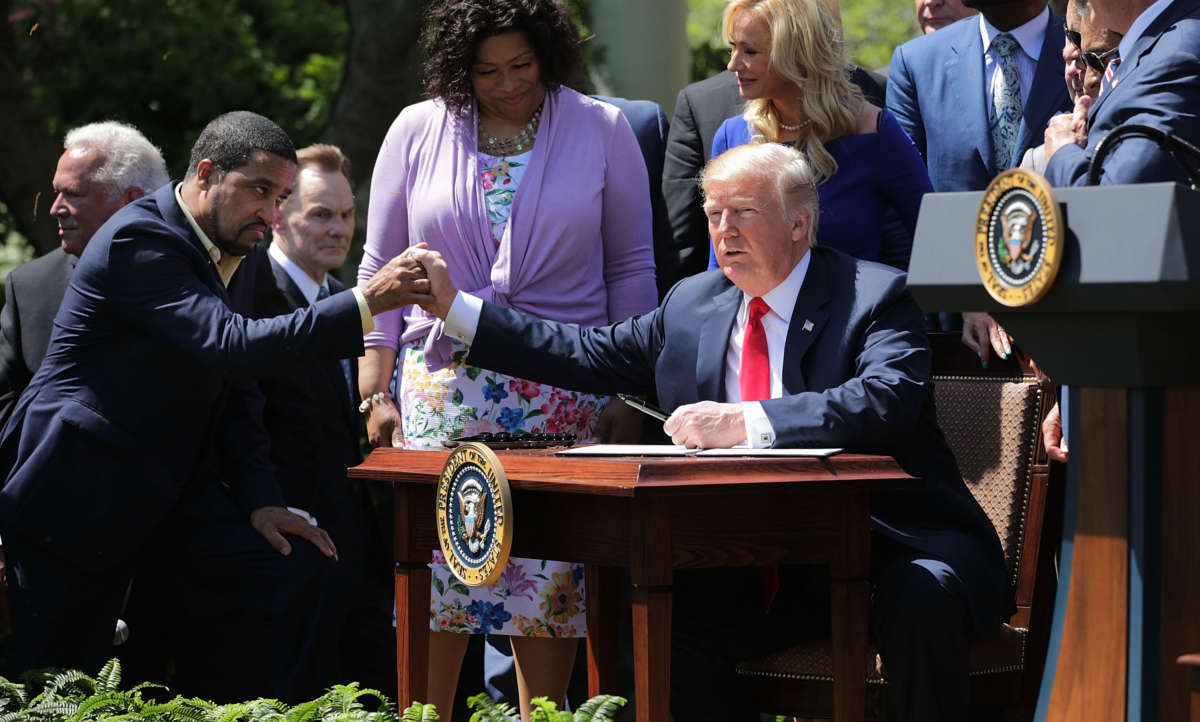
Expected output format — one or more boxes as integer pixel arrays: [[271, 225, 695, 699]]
[[465, 692, 521, 721], [571, 694, 626, 721]]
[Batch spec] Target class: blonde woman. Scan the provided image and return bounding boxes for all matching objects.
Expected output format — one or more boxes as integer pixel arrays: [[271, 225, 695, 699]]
[[706, 0, 932, 271]]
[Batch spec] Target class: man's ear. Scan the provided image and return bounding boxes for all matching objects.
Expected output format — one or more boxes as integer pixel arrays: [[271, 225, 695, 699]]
[[194, 159, 218, 189], [791, 207, 811, 243], [122, 187, 145, 205]]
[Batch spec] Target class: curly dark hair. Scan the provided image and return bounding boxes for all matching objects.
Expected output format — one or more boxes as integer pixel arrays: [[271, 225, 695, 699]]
[[422, 0, 586, 113]]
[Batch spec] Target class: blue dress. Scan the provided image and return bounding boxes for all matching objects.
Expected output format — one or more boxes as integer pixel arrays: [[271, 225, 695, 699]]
[[706, 109, 932, 270]]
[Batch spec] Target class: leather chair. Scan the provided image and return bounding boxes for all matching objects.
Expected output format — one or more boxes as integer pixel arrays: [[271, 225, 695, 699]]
[[736, 333, 1065, 721]]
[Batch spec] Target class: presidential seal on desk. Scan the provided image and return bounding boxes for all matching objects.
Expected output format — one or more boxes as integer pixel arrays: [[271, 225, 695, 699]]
[[436, 442, 513, 586], [975, 168, 1063, 307]]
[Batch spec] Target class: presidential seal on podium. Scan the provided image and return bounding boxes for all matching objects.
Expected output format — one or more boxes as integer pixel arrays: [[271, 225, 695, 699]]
[[975, 168, 1063, 307], [436, 442, 513, 587]]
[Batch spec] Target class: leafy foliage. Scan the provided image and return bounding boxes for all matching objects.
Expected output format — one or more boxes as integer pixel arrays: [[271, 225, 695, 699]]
[[685, 0, 921, 80], [462, 691, 626, 722], [11, 0, 349, 179], [0, 659, 396, 721]]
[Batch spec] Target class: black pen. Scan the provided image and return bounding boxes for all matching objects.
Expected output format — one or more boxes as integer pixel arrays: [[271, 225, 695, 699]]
[[617, 393, 669, 422]]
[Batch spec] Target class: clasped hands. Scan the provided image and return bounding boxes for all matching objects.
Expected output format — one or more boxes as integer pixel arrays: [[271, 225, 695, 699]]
[[403, 247, 750, 449], [1044, 95, 1092, 162]]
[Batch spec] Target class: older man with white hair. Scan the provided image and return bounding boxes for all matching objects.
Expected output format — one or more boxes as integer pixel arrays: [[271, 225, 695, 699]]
[[0, 121, 169, 425], [409, 142, 1011, 721]]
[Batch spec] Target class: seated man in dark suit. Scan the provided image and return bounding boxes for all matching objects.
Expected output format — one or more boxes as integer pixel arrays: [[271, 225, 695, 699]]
[[0, 110, 429, 682], [0, 121, 168, 428], [410, 142, 1011, 722]]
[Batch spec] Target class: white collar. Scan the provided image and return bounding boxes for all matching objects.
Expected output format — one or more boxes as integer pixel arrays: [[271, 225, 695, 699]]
[[980, 6, 1049, 61], [1119, 0, 1174, 65], [268, 242, 326, 305], [740, 248, 812, 323]]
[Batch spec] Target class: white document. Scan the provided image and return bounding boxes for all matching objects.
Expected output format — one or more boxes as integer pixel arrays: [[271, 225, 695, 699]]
[[555, 444, 843, 457]]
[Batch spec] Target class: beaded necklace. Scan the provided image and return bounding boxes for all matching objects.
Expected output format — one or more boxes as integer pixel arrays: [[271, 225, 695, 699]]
[[479, 103, 544, 156]]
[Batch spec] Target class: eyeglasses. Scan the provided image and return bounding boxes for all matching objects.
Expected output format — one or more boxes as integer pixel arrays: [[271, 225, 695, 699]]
[[1063, 23, 1118, 73], [1075, 46, 1119, 73]]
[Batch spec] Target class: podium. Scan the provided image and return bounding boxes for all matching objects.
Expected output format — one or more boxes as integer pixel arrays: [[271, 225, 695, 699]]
[[908, 182, 1200, 721], [349, 449, 916, 722]]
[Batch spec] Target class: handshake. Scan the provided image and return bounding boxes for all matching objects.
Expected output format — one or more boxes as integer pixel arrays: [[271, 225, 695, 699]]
[[359, 243, 456, 319]]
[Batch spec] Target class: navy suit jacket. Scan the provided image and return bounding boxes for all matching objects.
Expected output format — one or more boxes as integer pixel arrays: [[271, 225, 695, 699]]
[[254, 256, 364, 519], [0, 248, 76, 428], [0, 183, 366, 565], [466, 246, 1012, 634], [1046, 0, 1200, 186], [888, 13, 1072, 191]]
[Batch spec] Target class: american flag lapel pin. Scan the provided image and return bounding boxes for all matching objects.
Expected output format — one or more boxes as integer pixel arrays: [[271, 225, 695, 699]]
[[803, 320, 814, 332]]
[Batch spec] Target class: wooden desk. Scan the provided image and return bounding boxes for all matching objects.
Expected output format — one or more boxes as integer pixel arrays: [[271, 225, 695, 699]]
[[350, 449, 916, 722]]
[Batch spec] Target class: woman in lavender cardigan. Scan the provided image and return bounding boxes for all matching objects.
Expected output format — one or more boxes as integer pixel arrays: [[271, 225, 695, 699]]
[[356, 0, 657, 716]]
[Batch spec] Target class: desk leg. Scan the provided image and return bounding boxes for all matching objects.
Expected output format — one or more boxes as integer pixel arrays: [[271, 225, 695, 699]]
[[394, 485, 431, 708], [831, 489, 871, 722], [631, 498, 672, 722], [586, 564, 620, 698]]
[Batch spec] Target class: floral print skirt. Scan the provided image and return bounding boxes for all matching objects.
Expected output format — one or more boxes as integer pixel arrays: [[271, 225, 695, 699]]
[[399, 341, 610, 637]]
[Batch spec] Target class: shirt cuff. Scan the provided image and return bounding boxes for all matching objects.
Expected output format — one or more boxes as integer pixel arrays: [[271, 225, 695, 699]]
[[351, 286, 375, 335], [742, 401, 776, 448], [444, 291, 483, 346]]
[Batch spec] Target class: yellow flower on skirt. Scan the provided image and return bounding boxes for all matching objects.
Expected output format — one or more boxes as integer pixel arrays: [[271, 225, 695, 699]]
[[540, 571, 582, 624]]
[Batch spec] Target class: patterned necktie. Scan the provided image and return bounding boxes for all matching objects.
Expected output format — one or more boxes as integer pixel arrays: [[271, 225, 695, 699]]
[[990, 33, 1023, 171], [739, 298, 771, 403], [318, 284, 356, 413], [1100, 53, 1122, 96], [738, 297, 778, 610]]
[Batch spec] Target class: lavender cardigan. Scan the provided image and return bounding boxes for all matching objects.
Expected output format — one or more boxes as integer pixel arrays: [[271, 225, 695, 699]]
[[358, 87, 658, 368]]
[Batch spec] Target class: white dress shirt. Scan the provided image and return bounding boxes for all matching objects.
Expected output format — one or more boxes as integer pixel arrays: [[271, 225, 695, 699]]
[[443, 251, 813, 448], [980, 7, 1049, 123], [269, 242, 327, 304]]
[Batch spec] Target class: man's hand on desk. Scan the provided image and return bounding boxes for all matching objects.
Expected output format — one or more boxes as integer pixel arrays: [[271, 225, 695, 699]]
[[250, 506, 338, 559], [664, 401, 746, 449]]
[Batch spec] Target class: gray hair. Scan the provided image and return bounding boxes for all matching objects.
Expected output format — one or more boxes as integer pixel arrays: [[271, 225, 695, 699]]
[[63, 121, 169, 199], [699, 142, 821, 243]]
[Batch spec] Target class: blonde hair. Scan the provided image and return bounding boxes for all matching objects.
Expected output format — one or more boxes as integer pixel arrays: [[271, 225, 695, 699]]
[[722, 0, 862, 183]]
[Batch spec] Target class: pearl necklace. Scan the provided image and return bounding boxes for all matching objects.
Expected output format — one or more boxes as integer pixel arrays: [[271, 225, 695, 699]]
[[779, 117, 813, 132], [479, 103, 544, 156]]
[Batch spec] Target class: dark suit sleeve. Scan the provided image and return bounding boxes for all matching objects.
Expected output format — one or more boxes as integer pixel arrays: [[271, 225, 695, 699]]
[[0, 271, 28, 426], [468, 300, 665, 397], [662, 87, 710, 284], [103, 230, 363, 378], [887, 45, 928, 162], [1045, 46, 1200, 186], [763, 274, 931, 448]]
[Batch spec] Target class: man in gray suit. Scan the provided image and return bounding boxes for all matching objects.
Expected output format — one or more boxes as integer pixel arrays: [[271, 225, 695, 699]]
[[0, 122, 168, 426]]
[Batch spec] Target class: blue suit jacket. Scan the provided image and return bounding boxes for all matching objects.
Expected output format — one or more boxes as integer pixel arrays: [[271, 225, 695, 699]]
[[888, 13, 1072, 191], [466, 246, 1012, 634], [1046, 1, 1200, 186], [0, 183, 366, 565]]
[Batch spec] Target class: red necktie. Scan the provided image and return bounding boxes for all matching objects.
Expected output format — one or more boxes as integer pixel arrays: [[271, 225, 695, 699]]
[[739, 298, 771, 403], [739, 297, 779, 611]]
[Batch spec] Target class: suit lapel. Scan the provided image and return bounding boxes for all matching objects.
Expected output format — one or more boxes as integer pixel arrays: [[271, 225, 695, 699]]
[[782, 252, 832, 395], [696, 282, 741, 403], [1014, 16, 1071, 164], [1090, 3, 1180, 126], [269, 257, 309, 310], [158, 183, 232, 305], [948, 24, 994, 177]]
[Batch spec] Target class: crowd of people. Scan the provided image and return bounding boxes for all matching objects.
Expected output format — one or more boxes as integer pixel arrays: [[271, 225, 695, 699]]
[[0, 0, 1195, 719]]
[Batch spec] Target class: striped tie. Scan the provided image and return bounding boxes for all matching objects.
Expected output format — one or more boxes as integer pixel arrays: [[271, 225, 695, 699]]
[[1100, 54, 1122, 96]]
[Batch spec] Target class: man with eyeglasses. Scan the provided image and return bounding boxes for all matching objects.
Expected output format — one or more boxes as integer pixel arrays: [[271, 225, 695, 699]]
[[1022, 0, 1121, 170], [1044, 0, 1200, 185]]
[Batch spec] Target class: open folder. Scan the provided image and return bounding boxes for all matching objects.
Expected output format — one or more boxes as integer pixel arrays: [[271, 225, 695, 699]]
[[554, 444, 842, 457]]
